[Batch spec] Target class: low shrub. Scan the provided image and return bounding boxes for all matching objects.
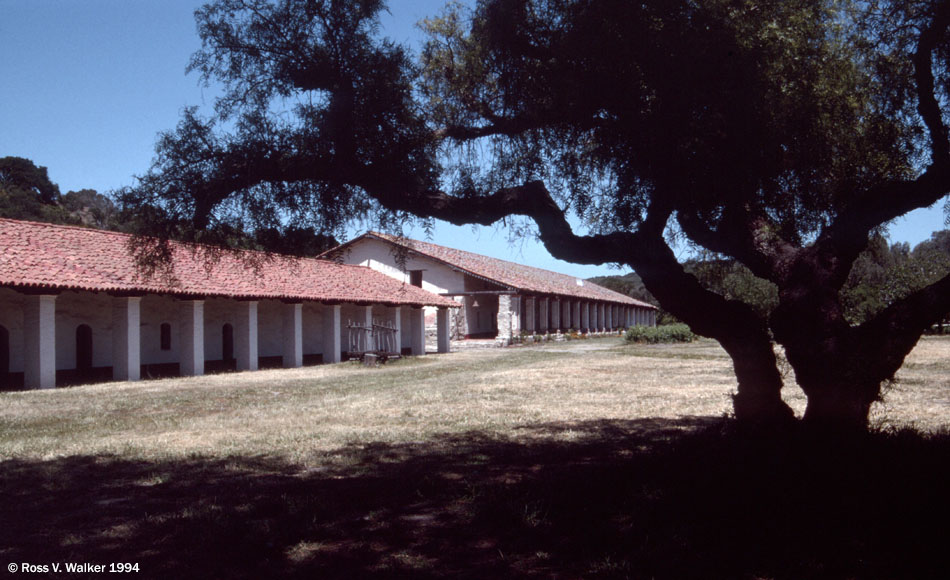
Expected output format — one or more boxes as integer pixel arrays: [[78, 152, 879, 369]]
[[624, 323, 696, 344]]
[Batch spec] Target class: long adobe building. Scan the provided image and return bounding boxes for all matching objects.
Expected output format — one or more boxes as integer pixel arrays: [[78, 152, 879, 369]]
[[321, 232, 656, 343], [0, 219, 458, 390]]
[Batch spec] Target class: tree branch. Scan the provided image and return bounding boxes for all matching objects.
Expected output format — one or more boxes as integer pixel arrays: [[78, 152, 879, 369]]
[[853, 270, 950, 384], [915, 0, 950, 166], [676, 208, 799, 284]]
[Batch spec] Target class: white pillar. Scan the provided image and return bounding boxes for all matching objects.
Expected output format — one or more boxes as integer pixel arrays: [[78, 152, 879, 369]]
[[392, 306, 402, 354], [24, 294, 57, 389], [235, 300, 258, 371], [581, 302, 590, 333], [322, 304, 342, 363], [282, 302, 303, 368], [437, 307, 451, 353], [572, 301, 581, 332], [510, 296, 522, 338], [606, 304, 613, 331], [112, 296, 141, 382], [551, 299, 561, 332], [496, 295, 512, 344], [362, 305, 374, 352], [410, 307, 425, 355], [525, 297, 536, 333], [179, 299, 204, 377], [561, 300, 571, 331], [539, 298, 549, 332]]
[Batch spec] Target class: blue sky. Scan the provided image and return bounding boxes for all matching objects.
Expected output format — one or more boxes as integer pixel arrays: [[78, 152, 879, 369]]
[[2, 0, 947, 279]]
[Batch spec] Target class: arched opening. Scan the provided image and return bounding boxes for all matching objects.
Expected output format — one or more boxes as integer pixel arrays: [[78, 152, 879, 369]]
[[222, 323, 234, 362], [76, 324, 93, 373]]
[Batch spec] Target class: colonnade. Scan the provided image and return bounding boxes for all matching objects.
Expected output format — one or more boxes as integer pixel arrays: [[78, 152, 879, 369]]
[[494, 294, 656, 344], [2, 289, 449, 390]]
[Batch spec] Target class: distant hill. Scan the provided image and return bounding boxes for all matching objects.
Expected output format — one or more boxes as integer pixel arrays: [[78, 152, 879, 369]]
[[588, 272, 657, 307]]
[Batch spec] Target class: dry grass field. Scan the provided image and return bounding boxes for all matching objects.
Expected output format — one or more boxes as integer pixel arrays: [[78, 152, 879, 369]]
[[1, 336, 948, 579]]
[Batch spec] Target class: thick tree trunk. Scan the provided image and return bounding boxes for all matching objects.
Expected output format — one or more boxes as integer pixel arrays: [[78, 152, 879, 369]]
[[720, 337, 795, 427], [773, 313, 879, 431], [799, 381, 876, 430], [624, 231, 795, 427], [770, 267, 930, 432]]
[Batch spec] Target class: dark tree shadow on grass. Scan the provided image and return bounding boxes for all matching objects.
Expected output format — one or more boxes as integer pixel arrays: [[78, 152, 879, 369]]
[[2, 417, 949, 579]]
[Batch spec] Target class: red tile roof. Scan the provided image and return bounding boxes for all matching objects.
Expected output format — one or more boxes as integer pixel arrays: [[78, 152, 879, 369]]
[[0, 219, 458, 308], [324, 232, 655, 308]]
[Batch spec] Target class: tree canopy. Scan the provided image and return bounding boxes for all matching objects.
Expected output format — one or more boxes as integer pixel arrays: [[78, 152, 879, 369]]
[[121, 0, 950, 431], [0, 156, 121, 228]]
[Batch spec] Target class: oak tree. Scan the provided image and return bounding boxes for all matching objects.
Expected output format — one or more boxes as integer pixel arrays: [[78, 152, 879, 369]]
[[121, 0, 950, 431]]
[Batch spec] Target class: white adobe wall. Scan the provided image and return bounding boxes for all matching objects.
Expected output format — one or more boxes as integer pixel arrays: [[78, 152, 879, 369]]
[[338, 238, 466, 295], [55, 291, 113, 370], [140, 294, 181, 366], [338, 238, 468, 340], [203, 298, 233, 361], [257, 299, 284, 358], [301, 302, 326, 356]]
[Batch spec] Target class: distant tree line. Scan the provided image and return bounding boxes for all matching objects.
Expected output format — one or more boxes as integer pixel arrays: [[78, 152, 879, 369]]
[[593, 233, 950, 333], [0, 156, 337, 256], [0, 156, 119, 229]]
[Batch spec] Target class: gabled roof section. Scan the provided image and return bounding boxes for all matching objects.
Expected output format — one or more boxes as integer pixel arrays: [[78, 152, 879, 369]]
[[0, 219, 458, 308], [323, 231, 655, 308]]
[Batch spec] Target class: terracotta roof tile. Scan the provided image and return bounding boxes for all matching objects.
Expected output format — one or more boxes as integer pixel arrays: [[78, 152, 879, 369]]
[[0, 219, 458, 308], [325, 232, 655, 308]]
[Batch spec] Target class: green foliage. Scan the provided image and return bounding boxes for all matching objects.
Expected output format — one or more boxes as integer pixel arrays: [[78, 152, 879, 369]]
[[420, 0, 915, 239], [841, 231, 950, 325], [0, 156, 124, 229], [118, 0, 435, 253], [0, 156, 60, 203], [625, 324, 696, 344], [687, 259, 779, 319], [592, 259, 778, 323], [0, 156, 70, 224], [588, 273, 655, 306], [62, 189, 118, 229]]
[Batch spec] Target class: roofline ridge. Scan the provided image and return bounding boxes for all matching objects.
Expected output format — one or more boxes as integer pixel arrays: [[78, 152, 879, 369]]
[[0, 217, 373, 271], [362, 231, 637, 290]]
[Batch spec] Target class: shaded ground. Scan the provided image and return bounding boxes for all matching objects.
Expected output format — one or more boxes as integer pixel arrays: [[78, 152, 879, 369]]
[[3, 417, 949, 579]]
